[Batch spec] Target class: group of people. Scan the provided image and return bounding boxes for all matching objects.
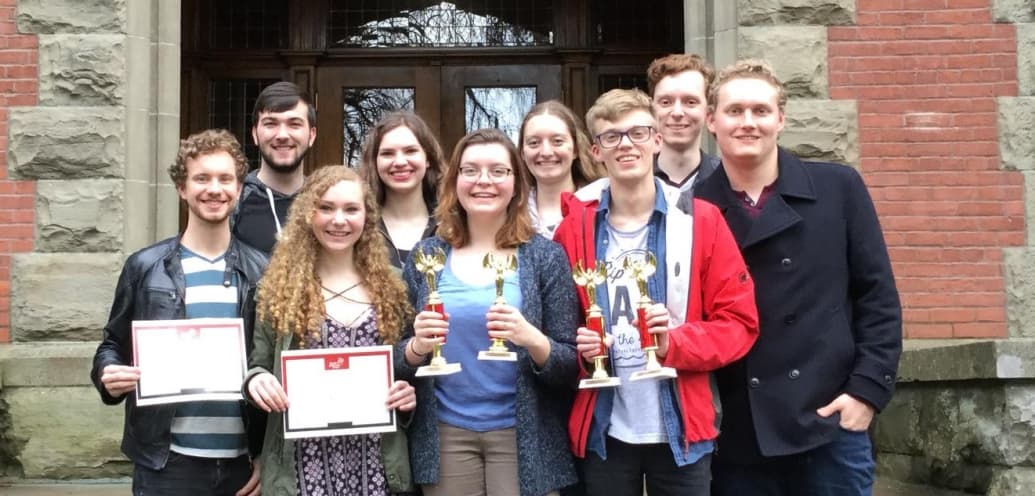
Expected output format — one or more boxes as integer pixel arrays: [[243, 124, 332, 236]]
[[91, 52, 903, 496]]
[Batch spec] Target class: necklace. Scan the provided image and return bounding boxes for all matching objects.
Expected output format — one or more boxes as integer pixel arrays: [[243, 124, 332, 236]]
[[321, 282, 370, 305]]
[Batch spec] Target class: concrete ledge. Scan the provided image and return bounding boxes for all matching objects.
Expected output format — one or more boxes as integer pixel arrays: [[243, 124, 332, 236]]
[[897, 339, 1035, 382], [0, 343, 97, 388]]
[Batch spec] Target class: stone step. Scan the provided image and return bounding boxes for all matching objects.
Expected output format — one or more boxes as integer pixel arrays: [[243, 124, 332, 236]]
[[874, 478, 974, 496]]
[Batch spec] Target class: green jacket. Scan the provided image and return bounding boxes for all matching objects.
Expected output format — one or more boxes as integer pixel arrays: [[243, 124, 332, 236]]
[[245, 319, 414, 495]]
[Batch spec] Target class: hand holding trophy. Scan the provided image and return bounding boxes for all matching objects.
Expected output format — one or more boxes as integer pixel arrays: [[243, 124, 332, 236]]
[[573, 261, 620, 389], [624, 253, 677, 382], [414, 247, 462, 377], [478, 252, 519, 361]]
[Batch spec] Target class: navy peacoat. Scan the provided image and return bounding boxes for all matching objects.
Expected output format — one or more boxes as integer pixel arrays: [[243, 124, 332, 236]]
[[695, 148, 903, 464]]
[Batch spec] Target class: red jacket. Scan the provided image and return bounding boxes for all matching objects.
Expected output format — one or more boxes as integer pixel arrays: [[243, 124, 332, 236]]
[[553, 190, 759, 457]]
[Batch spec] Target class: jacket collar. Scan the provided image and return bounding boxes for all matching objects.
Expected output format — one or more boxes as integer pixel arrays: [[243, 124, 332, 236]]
[[696, 148, 817, 249]]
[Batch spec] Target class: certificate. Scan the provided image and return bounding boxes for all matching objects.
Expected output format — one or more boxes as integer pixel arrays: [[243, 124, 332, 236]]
[[132, 318, 247, 406], [281, 345, 396, 439]]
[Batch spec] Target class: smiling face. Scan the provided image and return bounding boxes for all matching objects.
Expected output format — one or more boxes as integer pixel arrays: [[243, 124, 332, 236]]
[[652, 70, 708, 152], [376, 125, 428, 196], [252, 101, 317, 174], [707, 77, 785, 169], [311, 179, 366, 256], [521, 114, 575, 187], [177, 151, 242, 226], [590, 109, 662, 185], [456, 143, 516, 220]]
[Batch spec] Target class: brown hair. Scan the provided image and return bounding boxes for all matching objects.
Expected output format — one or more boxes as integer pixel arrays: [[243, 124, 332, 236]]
[[646, 53, 715, 100], [252, 81, 315, 128], [518, 100, 604, 189], [359, 111, 444, 209], [168, 129, 248, 188], [434, 129, 535, 249], [584, 89, 655, 137], [256, 165, 412, 344], [708, 59, 787, 113]]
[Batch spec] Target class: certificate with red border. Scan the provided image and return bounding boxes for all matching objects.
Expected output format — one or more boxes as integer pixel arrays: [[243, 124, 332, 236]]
[[281, 345, 396, 439], [132, 318, 247, 406]]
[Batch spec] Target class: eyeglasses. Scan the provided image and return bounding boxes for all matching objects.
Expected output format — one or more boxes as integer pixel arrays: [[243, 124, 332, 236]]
[[594, 125, 655, 149], [458, 165, 513, 183]]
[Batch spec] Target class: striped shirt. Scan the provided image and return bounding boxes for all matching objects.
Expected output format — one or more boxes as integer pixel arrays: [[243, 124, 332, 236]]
[[170, 246, 247, 459]]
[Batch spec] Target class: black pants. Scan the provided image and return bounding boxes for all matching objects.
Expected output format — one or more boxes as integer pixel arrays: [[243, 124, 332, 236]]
[[132, 452, 251, 496], [582, 437, 711, 496]]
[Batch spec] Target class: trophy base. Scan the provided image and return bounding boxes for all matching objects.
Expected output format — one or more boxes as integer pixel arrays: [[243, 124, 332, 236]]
[[579, 376, 621, 389], [478, 350, 518, 361], [415, 362, 463, 377], [629, 366, 677, 382]]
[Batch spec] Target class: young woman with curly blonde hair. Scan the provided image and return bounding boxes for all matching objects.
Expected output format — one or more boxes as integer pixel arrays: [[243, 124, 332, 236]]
[[244, 165, 418, 495]]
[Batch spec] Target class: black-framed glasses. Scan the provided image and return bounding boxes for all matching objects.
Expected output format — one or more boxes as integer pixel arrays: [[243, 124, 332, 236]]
[[458, 165, 513, 183], [594, 125, 655, 149]]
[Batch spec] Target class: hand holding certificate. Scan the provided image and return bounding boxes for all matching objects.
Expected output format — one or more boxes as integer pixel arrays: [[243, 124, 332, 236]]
[[260, 345, 412, 439], [132, 318, 248, 406]]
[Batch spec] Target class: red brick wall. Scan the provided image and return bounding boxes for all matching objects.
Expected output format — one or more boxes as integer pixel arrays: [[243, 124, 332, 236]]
[[0, 1, 38, 343], [828, 0, 1021, 338]]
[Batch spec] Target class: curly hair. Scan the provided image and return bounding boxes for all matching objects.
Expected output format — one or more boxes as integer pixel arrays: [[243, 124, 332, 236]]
[[646, 53, 715, 99], [168, 129, 248, 188], [256, 165, 412, 345], [359, 111, 444, 210], [708, 58, 787, 114], [517, 100, 605, 189], [435, 129, 535, 249]]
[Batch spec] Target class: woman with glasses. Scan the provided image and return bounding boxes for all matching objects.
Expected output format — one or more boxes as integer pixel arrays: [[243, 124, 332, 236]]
[[359, 111, 445, 268], [397, 128, 581, 496], [518, 101, 605, 238]]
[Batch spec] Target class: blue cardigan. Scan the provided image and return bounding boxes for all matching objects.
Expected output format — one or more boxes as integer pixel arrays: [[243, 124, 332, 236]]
[[399, 234, 580, 496]]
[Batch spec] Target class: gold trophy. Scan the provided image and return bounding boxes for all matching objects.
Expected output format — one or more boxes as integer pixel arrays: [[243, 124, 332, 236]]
[[625, 253, 677, 382], [414, 248, 462, 377], [573, 261, 620, 389], [478, 252, 519, 361]]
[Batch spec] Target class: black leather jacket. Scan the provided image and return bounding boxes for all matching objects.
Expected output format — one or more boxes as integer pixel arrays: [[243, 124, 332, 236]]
[[90, 236, 269, 470]]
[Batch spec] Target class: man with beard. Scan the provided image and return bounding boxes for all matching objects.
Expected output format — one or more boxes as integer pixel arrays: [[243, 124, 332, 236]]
[[232, 81, 318, 254], [92, 130, 268, 495]]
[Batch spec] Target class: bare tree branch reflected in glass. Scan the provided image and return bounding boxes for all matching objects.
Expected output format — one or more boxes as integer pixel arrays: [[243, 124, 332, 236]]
[[343, 88, 415, 167], [465, 87, 535, 144]]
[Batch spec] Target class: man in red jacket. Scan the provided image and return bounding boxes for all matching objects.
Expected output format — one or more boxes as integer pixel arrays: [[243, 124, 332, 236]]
[[552, 88, 758, 495]]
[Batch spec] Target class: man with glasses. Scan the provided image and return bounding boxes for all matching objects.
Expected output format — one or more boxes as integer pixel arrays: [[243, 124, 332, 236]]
[[552, 89, 758, 495]]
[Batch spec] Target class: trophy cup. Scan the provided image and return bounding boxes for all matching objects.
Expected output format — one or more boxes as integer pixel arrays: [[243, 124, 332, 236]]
[[414, 247, 462, 377], [573, 261, 620, 389], [477, 252, 519, 361], [625, 253, 677, 382]]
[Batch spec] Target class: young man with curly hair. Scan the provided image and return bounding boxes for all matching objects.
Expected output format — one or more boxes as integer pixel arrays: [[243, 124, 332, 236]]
[[91, 129, 269, 496]]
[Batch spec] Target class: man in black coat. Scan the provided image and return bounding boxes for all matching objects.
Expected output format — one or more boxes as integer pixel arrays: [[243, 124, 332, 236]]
[[695, 59, 902, 496]]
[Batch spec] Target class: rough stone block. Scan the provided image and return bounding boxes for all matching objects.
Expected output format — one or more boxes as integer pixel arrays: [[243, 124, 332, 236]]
[[36, 179, 123, 253], [738, 0, 854, 26], [16, 0, 126, 34], [0, 342, 97, 387], [39, 34, 125, 106], [781, 99, 858, 166], [10, 253, 123, 342], [1018, 23, 1035, 97], [4, 386, 128, 478], [999, 97, 1035, 171], [992, 0, 1035, 23], [988, 467, 1035, 496], [8, 107, 124, 180], [739, 26, 827, 98], [1005, 247, 1035, 337]]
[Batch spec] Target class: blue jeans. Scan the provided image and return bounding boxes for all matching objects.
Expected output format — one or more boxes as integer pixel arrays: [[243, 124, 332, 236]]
[[132, 452, 251, 496], [712, 428, 875, 496], [582, 437, 711, 496]]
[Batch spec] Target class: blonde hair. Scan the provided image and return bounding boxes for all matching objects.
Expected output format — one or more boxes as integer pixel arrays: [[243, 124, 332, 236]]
[[708, 59, 787, 113], [256, 166, 412, 344], [584, 88, 655, 137]]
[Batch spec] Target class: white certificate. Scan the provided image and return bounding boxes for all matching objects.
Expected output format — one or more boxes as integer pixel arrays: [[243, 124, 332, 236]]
[[132, 318, 247, 406], [281, 345, 396, 439]]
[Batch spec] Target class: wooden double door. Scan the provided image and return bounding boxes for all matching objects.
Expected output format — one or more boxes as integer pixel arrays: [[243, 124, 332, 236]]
[[313, 64, 561, 168]]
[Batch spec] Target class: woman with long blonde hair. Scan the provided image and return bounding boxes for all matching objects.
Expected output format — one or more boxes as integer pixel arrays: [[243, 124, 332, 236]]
[[244, 165, 417, 495]]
